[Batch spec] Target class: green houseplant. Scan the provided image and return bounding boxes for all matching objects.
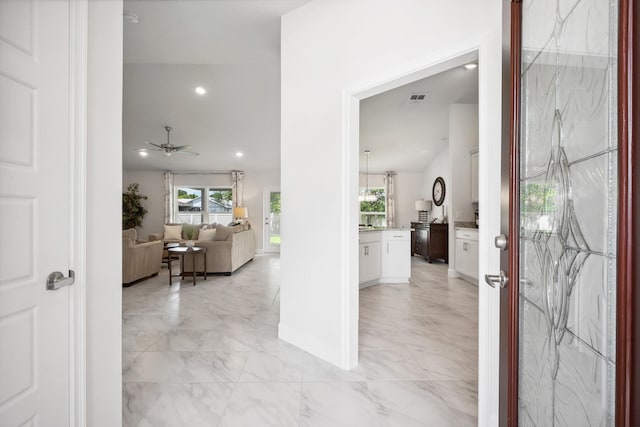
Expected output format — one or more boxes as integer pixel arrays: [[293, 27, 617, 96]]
[[183, 224, 197, 246], [122, 183, 148, 230]]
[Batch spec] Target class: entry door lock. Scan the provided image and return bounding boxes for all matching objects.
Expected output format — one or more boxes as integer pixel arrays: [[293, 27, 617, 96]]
[[494, 234, 508, 251]]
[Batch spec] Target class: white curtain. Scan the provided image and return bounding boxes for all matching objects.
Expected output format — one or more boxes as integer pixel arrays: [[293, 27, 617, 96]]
[[163, 171, 175, 223], [384, 171, 396, 228], [231, 171, 245, 207]]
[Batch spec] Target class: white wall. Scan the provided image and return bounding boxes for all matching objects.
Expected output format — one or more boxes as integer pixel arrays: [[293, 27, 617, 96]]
[[122, 169, 279, 251], [86, 1, 122, 426], [122, 170, 165, 238], [281, 0, 502, 370], [449, 104, 479, 224], [422, 148, 451, 222], [395, 172, 426, 227]]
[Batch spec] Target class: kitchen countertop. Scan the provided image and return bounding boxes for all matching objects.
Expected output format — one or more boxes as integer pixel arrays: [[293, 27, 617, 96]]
[[359, 227, 409, 232], [454, 221, 478, 229]]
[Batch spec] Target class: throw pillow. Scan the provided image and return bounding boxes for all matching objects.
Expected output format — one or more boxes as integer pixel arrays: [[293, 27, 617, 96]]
[[164, 225, 182, 240], [198, 228, 216, 241], [214, 224, 233, 241], [122, 228, 137, 241]]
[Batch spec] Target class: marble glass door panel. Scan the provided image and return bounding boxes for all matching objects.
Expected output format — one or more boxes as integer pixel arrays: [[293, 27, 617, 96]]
[[519, 0, 618, 425]]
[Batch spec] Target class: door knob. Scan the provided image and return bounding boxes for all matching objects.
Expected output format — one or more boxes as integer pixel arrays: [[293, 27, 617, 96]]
[[484, 270, 508, 288], [46, 270, 75, 291]]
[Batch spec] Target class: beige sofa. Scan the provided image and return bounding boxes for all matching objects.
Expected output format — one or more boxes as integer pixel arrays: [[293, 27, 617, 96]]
[[149, 223, 256, 275], [122, 229, 163, 285]]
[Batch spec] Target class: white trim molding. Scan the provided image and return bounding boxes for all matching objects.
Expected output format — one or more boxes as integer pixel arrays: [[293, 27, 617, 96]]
[[69, 0, 88, 425]]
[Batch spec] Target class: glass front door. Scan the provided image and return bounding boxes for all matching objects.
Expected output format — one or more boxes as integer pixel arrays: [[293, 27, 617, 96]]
[[264, 188, 281, 253], [518, 0, 618, 424]]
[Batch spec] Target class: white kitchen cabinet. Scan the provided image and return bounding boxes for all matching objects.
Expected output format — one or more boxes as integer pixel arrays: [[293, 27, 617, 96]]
[[359, 232, 381, 287], [470, 150, 479, 203], [380, 230, 411, 283], [455, 228, 479, 281]]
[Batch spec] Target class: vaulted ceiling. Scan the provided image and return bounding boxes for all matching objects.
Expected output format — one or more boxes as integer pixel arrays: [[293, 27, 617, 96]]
[[122, 0, 478, 174], [360, 65, 478, 173], [122, 0, 311, 171]]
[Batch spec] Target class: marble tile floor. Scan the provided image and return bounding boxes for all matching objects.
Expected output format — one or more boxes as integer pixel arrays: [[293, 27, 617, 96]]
[[123, 255, 478, 426]]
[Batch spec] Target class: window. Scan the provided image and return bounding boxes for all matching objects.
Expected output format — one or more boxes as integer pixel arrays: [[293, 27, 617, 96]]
[[207, 188, 233, 223], [359, 187, 386, 227], [520, 182, 556, 233], [176, 186, 233, 224]]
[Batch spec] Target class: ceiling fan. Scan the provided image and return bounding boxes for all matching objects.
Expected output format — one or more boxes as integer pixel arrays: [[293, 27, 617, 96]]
[[138, 125, 200, 157]]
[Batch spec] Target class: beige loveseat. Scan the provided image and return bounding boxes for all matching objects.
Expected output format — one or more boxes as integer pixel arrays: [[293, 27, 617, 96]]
[[149, 223, 256, 275], [122, 229, 163, 285]]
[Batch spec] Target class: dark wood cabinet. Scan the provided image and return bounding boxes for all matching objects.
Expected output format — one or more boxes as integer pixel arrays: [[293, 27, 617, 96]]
[[411, 222, 448, 263]]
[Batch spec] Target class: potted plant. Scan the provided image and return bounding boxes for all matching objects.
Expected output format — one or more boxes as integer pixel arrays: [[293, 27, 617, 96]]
[[183, 225, 197, 247], [122, 183, 148, 230]]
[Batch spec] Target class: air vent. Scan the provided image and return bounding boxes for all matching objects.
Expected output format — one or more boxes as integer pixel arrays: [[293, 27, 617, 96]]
[[409, 93, 427, 103]]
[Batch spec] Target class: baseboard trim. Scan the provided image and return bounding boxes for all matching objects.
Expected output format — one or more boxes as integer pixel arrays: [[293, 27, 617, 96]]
[[278, 322, 342, 368], [255, 248, 264, 254], [378, 277, 410, 284], [448, 268, 460, 278], [458, 273, 479, 286]]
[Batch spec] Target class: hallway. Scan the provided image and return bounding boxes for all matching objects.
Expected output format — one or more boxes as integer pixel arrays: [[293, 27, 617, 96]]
[[122, 255, 477, 426]]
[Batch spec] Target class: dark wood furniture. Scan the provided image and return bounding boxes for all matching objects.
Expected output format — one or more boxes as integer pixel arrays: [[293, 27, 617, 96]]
[[167, 246, 207, 286], [411, 222, 448, 263]]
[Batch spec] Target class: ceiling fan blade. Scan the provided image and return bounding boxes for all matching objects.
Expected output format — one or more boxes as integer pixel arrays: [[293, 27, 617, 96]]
[[173, 144, 192, 151], [176, 150, 200, 156], [144, 140, 163, 149]]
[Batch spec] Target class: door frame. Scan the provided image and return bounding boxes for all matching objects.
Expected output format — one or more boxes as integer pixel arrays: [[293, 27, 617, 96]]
[[263, 186, 281, 253], [615, 0, 638, 423], [69, 0, 88, 424], [341, 33, 504, 426], [506, 0, 639, 425]]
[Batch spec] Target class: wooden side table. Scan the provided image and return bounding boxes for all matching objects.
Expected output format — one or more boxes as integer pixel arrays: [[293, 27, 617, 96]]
[[162, 242, 180, 264], [167, 246, 207, 286]]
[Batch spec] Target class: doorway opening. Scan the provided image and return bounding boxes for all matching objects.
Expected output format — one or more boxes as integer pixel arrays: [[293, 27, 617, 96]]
[[341, 36, 504, 425], [356, 55, 481, 424]]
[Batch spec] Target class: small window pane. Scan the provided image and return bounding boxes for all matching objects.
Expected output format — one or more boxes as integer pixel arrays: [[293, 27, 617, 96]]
[[208, 188, 233, 224], [359, 187, 386, 227], [177, 187, 203, 223]]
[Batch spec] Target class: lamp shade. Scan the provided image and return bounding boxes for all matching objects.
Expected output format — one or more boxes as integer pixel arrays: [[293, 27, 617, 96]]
[[233, 207, 248, 219], [415, 199, 430, 211]]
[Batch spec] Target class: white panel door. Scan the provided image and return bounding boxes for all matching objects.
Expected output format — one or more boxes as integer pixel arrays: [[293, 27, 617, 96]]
[[0, 1, 75, 425]]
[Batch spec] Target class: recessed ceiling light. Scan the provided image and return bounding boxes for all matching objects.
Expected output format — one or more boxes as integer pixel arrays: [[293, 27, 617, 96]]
[[464, 63, 478, 70], [195, 86, 206, 95], [139, 150, 148, 157], [235, 152, 244, 157]]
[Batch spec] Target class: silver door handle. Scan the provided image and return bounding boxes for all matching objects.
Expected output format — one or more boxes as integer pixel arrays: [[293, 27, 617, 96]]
[[484, 270, 508, 288], [46, 270, 75, 291]]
